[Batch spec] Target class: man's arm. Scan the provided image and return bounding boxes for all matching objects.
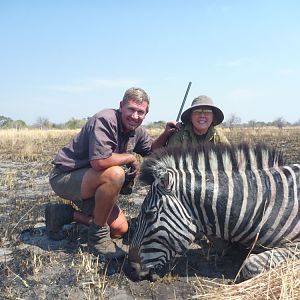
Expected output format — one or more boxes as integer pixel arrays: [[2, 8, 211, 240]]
[[90, 153, 138, 172], [151, 121, 180, 151]]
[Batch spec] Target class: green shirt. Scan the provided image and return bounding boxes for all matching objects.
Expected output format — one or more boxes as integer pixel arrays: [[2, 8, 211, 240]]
[[167, 123, 229, 148]]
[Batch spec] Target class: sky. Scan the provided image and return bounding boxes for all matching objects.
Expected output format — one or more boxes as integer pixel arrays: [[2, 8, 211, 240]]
[[1, 0, 300, 125]]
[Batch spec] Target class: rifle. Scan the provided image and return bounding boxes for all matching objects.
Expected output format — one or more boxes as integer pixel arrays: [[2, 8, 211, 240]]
[[176, 81, 192, 122]]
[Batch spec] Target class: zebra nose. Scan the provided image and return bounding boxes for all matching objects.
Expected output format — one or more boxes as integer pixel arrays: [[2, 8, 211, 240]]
[[148, 269, 160, 282], [127, 262, 157, 282], [128, 261, 142, 281], [127, 247, 144, 280], [127, 247, 158, 281]]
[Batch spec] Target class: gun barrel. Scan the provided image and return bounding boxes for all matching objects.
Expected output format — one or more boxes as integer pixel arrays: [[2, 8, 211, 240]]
[[176, 81, 192, 122]]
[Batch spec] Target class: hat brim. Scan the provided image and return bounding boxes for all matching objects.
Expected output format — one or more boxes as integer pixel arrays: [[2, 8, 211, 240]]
[[181, 105, 224, 126]]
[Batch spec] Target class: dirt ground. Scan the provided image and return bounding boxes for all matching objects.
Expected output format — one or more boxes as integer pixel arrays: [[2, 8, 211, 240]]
[[1, 127, 300, 299]]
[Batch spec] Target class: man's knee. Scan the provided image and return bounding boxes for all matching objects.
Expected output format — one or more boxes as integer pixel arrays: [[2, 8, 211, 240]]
[[104, 166, 126, 187]]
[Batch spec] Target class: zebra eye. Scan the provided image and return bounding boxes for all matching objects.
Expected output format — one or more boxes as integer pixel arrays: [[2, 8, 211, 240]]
[[144, 209, 157, 220]]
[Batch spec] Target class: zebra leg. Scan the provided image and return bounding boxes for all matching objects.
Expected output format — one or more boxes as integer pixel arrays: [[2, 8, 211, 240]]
[[196, 234, 231, 261], [240, 243, 300, 281]]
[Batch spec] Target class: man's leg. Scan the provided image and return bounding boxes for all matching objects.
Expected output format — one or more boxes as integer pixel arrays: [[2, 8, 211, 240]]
[[47, 166, 128, 251], [75, 200, 128, 237], [46, 167, 90, 240], [81, 166, 126, 258]]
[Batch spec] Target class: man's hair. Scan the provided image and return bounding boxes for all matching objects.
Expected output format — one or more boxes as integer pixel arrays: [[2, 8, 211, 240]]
[[122, 87, 150, 111]]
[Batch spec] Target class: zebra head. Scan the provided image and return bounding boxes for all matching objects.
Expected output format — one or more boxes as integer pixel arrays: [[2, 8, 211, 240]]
[[127, 151, 198, 281]]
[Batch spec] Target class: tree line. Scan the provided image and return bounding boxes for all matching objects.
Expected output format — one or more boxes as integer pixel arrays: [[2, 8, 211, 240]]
[[1, 114, 300, 130], [0, 115, 87, 129], [146, 115, 300, 130]]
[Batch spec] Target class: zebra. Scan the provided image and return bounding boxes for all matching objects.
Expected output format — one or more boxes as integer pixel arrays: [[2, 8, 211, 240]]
[[127, 143, 300, 281]]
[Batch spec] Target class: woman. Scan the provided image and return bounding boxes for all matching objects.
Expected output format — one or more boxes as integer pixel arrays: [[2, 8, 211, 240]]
[[167, 95, 229, 147]]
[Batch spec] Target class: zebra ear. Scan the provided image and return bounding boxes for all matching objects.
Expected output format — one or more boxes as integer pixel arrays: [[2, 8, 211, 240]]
[[159, 171, 173, 191]]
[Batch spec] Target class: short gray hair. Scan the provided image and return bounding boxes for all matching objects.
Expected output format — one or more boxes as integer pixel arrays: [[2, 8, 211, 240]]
[[122, 87, 150, 111]]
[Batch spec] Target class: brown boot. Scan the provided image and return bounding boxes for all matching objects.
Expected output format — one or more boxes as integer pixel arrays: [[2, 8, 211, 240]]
[[88, 223, 125, 259], [45, 203, 74, 240]]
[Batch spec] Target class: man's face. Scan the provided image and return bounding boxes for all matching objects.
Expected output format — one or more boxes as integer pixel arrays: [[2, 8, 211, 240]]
[[119, 99, 148, 132]]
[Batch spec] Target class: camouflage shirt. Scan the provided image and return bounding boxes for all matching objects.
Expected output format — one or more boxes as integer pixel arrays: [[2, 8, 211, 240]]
[[167, 123, 229, 148]]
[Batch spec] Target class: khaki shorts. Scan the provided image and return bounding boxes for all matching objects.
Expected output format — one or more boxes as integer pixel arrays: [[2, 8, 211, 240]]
[[49, 165, 135, 206], [49, 166, 89, 206]]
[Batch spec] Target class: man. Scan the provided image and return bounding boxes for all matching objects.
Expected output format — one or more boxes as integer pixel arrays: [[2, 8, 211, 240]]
[[46, 87, 177, 259]]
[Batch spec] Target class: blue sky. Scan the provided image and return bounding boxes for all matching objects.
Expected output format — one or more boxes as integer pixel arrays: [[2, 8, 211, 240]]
[[1, 1, 300, 125]]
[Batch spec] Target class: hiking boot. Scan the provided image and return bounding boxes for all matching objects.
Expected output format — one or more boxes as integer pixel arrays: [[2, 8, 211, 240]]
[[88, 223, 125, 259], [45, 203, 74, 241]]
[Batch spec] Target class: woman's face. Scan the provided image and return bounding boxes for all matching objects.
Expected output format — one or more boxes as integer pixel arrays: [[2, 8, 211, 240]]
[[190, 107, 214, 135]]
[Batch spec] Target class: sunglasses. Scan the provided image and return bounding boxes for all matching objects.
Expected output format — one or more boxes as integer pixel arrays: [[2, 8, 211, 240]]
[[192, 109, 213, 114]]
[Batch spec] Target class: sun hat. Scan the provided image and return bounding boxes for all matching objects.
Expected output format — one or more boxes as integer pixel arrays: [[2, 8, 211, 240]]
[[181, 95, 224, 125]]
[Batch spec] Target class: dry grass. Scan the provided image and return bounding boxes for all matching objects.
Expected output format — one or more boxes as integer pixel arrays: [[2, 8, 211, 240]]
[[1, 127, 300, 299], [75, 249, 109, 299], [192, 258, 300, 300], [0, 126, 299, 162], [0, 128, 79, 162]]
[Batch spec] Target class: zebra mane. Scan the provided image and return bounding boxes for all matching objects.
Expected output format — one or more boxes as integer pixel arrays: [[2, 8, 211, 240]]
[[139, 143, 285, 185]]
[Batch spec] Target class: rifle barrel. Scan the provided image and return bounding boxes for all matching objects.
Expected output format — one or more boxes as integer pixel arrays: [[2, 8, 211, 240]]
[[176, 81, 192, 122]]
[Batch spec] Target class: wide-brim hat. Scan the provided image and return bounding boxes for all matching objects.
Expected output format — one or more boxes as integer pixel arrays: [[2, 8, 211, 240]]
[[181, 95, 224, 126]]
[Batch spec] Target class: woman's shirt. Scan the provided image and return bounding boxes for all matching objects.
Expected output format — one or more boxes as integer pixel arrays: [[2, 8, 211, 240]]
[[167, 122, 229, 148]]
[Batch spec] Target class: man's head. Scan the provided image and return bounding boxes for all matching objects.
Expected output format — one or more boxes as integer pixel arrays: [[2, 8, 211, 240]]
[[122, 87, 150, 111], [120, 87, 150, 132]]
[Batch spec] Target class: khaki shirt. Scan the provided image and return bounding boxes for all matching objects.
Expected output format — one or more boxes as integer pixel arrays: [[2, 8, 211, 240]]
[[167, 123, 229, 148]]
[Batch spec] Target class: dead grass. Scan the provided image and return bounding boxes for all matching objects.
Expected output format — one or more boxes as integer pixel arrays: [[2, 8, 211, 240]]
[[1, 127, 300, 299], [0, 126, 299, 163], [192, 258, 300, 300], [0, 128, 78, 162]]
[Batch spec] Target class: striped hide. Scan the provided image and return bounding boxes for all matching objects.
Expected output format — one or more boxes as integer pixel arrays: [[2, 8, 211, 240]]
[[127, 143, 300, 281]]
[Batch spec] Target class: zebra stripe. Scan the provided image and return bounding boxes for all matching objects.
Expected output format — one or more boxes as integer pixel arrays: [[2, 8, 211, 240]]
[[279, 164, 300, 242], [129, 143, 300, 281], [231, 149, 249, 237], [242, 243, 300, 280], [271, 165, 298, 245], [223, 151, 233, 240], [199, 152, 211, 235], [258, 166, 289, 245], [238, 165, 278, 244], [210, 151, 221, 237], [233, 150, 263, 242], [186, 153, 199, 220]]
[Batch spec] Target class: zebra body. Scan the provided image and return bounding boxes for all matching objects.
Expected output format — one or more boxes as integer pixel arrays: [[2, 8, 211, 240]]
[[128, 143, 300, 281]]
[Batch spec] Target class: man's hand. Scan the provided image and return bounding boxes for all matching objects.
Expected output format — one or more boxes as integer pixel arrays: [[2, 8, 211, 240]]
[[151, 121, 182, 150], [127, 158, 140, 178], [164, 121, 181, 137]]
